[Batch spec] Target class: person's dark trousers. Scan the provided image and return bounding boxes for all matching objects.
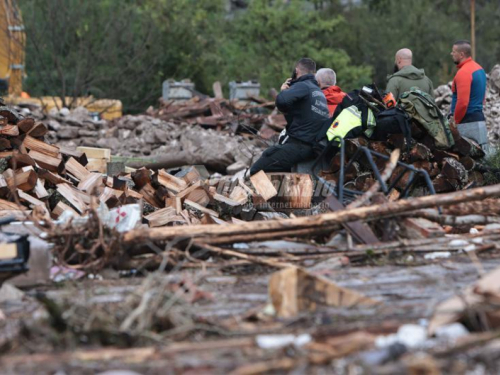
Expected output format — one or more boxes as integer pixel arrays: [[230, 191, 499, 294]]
[[250, 139, 314, 175], [460, 112, 485, 123]]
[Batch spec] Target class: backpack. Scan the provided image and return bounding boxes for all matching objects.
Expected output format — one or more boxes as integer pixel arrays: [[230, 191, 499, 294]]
[[373, 107, 412, 151], [399, 88, 454, 149]]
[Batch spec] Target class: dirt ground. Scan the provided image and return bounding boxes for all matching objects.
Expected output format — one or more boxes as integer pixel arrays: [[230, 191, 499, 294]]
[[2, 245, 500, 374]]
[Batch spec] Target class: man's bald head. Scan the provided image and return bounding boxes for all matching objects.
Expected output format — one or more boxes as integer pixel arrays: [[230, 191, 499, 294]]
[[395, 48, 413, 70]]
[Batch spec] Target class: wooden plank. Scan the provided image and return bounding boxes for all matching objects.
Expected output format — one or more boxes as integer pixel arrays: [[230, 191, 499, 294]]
[[156, 169, 187, 193], [65, 157, 90, 181], [76, 146, 111, 161], [250, 171, 277, 201], [184, 199, 219, 217], [57, 183, 88, 213], [29, 150, 64, 173], [52, 201, 80, 218], [401, 217, 445, 239], [213, 81, 223, 99], [23, 135, 60, 157]]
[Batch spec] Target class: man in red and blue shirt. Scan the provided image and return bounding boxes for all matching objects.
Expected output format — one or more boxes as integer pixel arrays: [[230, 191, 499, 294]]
[[450, 40, 487, 124]]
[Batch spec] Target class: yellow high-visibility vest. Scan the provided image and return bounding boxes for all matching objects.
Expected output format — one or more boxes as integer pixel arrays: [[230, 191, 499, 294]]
[[326, 105, 376, 143]]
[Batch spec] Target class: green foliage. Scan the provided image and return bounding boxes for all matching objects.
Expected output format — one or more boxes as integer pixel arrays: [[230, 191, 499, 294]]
[[17, 0, 500, 113], [220, 0, 372, 93], [483, 147, 500, 185]]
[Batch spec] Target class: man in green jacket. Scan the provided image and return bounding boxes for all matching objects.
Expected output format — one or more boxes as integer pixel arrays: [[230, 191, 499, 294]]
[[386, 48, 434, 100]]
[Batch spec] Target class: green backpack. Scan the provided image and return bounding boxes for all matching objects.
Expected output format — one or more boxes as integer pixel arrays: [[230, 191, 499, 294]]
[[399, 88, 454, 149]]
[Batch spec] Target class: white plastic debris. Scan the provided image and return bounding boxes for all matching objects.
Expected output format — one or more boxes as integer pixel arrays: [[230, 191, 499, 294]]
[[434, 323, 469, 340], [256, 334, 312, 349], [105, 204, 141, 232], [449, 239, 470, 247], [463, 244, 477, 252], [376, 324, 427, 349], [424, 251, 451, 260]]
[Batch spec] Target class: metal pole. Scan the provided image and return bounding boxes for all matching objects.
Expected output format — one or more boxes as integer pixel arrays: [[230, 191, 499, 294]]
[[471, 0, 476, 60]]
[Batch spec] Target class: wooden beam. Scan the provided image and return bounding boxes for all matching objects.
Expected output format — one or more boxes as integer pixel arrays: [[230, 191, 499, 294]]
[[124, 183, 500, 245], [76, 146, 111, 161]]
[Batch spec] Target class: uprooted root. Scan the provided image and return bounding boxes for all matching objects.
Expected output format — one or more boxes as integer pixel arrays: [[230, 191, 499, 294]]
[[46, 208, 123, 273]]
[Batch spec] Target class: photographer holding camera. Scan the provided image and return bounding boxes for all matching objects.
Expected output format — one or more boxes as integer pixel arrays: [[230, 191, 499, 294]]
[[250, 58, 329, 175]]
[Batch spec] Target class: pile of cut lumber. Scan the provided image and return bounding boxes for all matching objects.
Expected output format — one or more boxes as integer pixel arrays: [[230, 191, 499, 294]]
[[0, 110, 310, 225]]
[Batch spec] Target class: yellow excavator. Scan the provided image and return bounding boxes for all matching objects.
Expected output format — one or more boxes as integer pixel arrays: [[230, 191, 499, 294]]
[[0, 0, 122, 120]]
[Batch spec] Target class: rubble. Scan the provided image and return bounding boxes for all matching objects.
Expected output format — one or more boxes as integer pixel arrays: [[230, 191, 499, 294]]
[[435, 64, 500, 143], [3, 83, 500, 373]]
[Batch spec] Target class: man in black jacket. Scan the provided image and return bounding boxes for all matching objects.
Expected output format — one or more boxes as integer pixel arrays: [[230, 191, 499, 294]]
[[250, 58, 329, 175]]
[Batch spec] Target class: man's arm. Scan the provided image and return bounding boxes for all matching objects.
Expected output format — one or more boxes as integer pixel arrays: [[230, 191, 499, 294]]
[[454, 70, 472, 124], [275, 82, 309, 113], [385, 78, 399, 100]]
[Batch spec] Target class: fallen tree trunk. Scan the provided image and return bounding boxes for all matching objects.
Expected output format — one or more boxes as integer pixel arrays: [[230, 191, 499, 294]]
[[123, 184, 500, 245]]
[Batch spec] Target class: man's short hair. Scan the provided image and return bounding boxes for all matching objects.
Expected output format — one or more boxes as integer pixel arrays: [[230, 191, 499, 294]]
[[316, 68, 337, 87], [296, 58, 316, 74], [453, 40, 472, 57]]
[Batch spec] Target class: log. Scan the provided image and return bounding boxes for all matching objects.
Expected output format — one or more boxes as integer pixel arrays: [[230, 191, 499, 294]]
[[17, 189, 45, 207], [124, 181, 500, 245], [99, 187, 124, 208], [27, 123, 48, 137], [34, 179, 49, 199], [185, 187, 210, 207], [250, 171, 277, 201], [459, 156, 476, 171], [267, 173, 313, 209], [0, 137, 11, 150], [23, 135, 60, 157], [6, 168, 37, 191], [454, 136, 485, 159], [8, 152, 36, 169], [131, 168, 152, 190], [185, 199, 219, 217], [176, 180, 202, 199], [85, 158, 107, 173], [409, 143, 432, 162], [0, 125, 19, 136], [441, 157, 468, 186], [28, 150, 64, 173], [0, 198, 25, 210], [139, 183, 163, 208], [432, 175, 456, 193], [38, 169, 71, 185], [59, 147, 88, 166], [144, 207, 179, 227], [78, 173, 104, 193], [56, 183, 88, 213], [155, 169, 187, 193], [17, 118, 35, 133], [65, 157, 90, 181], [229, 186, 249, 205], [52, 201, 80, 218]]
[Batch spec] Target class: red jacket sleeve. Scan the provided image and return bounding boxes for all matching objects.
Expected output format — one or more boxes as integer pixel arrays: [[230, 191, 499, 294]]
[[454, 69, 472, 124]]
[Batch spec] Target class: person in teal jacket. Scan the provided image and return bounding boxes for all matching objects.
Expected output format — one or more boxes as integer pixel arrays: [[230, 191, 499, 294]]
[[386, 48, 434, 100]]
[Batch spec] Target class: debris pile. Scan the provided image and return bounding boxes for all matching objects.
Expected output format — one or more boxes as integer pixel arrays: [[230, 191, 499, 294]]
[[435, 64, 500, 143]]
